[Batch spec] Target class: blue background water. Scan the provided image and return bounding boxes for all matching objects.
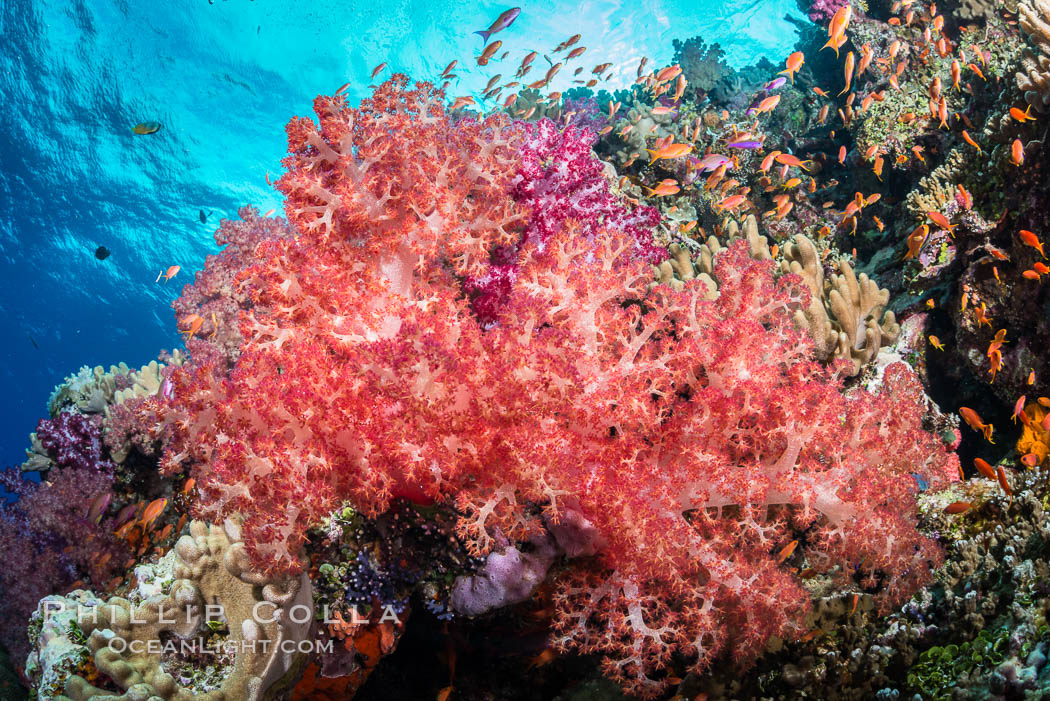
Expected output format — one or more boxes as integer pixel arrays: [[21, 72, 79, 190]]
[[0, 0, 805, 469]]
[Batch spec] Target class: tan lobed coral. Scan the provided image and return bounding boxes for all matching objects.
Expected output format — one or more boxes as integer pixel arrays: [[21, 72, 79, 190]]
[[29, 520, 312, 701], [1018, 0, 1050, 111], [779, 236, 900, 376], [652, 215, 898, 375]]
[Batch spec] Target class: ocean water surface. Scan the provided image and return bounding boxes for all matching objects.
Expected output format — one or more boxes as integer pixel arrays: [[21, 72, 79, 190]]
[[0, 0, 804, 468]]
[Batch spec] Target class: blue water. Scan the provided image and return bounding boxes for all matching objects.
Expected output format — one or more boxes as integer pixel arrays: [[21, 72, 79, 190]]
[[0, 0, 806, 469]]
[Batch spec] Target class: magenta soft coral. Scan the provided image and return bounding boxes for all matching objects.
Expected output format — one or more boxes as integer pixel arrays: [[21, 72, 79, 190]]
[[809, 0, 849, 22], [159, 77, 958, 696]]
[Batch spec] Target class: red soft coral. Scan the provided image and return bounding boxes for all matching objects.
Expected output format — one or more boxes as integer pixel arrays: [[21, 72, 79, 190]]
[[159, 77, 958, 696]]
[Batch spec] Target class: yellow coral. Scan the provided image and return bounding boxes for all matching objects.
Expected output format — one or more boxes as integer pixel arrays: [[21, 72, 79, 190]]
[[1016, 402, 1049, 466]]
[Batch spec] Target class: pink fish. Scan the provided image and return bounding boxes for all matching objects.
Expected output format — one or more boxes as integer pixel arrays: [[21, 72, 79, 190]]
[[727, 140, 763, 149], [475, 7, 521, 44], [692, 153, 733, 173], [764, 77, 787, 90]]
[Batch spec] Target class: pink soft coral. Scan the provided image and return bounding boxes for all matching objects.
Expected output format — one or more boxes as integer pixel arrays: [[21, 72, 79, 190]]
[[809, 0, 849, 22], [158, 76, 958, 696]]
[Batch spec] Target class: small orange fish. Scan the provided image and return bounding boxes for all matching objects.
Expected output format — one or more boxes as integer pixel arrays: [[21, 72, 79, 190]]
[[959, 406, 994, 443], [1019, 229, 1046, 257], [903, 224, 929, 260], [927, 210, 956, 233], [928, 335, 945, 350], [872, 155, 884, 181], [776, 539, 799, 564], [370, 62, 387, 79], [156, 265, 180, 283], [140, 498, 167, 528], [839, 51, 856, 96], [838, 145, 847, 164], [1010, 105, 1036, 122], [956, 184, 973, 210], [1021, 453, 1041, 468], [645, 142, 693, 164], [961, 130, 981, 154], [799, 628, 824, 643], [814, 86, 830, 97], [646, 179, 681, 197], [996, 466, 1012, 496], [451, 96, 476, 111], [1028, 370, 1036, 385], [849, 593, 859, 615], [779, 51, 805, 83], [180, 314, 204, 341], [754, 94, 782, 114], [943, 501, 972, 514], [974, 457, 996, 480], [1012, 139, 1025, 166]]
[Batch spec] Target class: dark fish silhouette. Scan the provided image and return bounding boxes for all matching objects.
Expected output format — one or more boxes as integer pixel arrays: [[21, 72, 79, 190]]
[[95, 245, 110, 260], [199, 209, 210, 223], [28, 335, 38, 349]]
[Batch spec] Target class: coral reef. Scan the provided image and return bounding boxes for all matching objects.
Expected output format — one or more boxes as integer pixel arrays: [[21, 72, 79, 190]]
[[27, 520, 312, 700], [147, 74, 959, 697]]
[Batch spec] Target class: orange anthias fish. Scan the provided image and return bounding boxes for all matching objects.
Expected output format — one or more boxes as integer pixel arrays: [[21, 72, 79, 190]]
[[156, 265, 180, 283], [962, 130, 981, 154], [776, 539, 799, 564], [929, 335, 945, 350], [903, 224, 929, 260], [944, 502, 972, 514], [779, 51, 805, 83], [1020, 229, 1046, 257], [140, 498, 167, 529], [1010, 105, 1036, 122], [754, 94, 782, 114], [477, 41, 503, 66], [1012, 139, 1025, 166], [828, 4, 852, 37], [451, 96, 476, 111], [775, 153, 812, 170], [927, 211, 956, 233], [370, 62, 387, 79], [646, 179, 681, 196], [959, 407, 994, 443], [645, 142, 693, 164], [180, 314, 205, 341], [974, 457, 997, 480], [839, 51, 856, 96]]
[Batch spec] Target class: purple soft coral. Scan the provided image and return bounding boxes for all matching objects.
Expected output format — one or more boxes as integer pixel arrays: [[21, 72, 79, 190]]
[[809, 0, 848, 22], [35, 411, 112, 474], [467, 119, 662, 323]]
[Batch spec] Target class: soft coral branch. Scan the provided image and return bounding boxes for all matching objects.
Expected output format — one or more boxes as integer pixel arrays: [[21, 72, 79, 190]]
[[157, 77, 958, 696]]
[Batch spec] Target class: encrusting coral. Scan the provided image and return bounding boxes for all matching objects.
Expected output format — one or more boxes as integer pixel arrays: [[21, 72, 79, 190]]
[[27, 520, 312, 701]]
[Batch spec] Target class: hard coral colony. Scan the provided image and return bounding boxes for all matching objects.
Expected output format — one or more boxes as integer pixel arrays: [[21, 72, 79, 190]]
[[10, 0, 1050, 699]]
